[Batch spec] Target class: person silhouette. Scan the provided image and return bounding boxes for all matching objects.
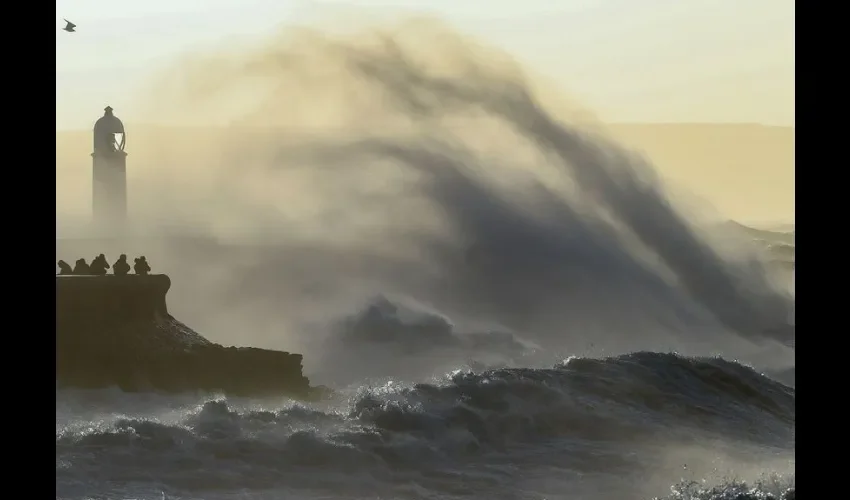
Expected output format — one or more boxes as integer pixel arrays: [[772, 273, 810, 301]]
[[90, 254, 110, 275], [133, 256, 151, 276], [113, 254, 130, 276], [73, 258, 91, 275], [57, 260, 73, 275]]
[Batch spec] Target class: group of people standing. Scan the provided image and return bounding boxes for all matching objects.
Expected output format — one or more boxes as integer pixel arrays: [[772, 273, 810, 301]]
[[57, 254, 152, 276]]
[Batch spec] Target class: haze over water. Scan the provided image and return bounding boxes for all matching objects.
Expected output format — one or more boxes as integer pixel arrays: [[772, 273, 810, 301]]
[[56, 4, 794, 499]]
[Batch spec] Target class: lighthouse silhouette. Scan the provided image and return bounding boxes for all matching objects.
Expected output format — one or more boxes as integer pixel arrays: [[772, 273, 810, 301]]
[[91, 106, 127, 231]]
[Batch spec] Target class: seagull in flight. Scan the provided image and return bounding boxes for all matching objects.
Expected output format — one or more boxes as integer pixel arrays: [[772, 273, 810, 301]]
[[63, 19, 76, 32]]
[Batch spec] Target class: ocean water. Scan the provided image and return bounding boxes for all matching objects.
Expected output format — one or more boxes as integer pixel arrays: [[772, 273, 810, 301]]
[[56, 22, 794, 500], [57, 347, 795, 500]]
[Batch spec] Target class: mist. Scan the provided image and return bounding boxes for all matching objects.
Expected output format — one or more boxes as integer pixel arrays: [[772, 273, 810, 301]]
[[55, 17, 794, 384]]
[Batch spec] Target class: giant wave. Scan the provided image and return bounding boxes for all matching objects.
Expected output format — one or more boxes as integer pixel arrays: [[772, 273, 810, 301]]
[[56, 17, 794, 500]]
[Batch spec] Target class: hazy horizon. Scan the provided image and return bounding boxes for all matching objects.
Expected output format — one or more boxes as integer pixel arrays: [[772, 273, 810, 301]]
[[57, 121, 795, 224], [55, 120, 795, 133]]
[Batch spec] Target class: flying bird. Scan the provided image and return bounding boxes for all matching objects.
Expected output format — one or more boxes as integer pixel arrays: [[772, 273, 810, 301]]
[[63, 19, 76, 32]]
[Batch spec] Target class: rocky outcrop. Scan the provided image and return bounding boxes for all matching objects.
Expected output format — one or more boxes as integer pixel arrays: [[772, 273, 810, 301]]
[[56, 274, 316, 398]]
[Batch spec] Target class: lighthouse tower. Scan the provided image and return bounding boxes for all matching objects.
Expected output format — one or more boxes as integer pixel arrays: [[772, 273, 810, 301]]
[[91, 106, 127, 231]]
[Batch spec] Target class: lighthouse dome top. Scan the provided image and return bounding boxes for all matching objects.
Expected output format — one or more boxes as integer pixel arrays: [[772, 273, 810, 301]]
[[93, 106, 126, 153]]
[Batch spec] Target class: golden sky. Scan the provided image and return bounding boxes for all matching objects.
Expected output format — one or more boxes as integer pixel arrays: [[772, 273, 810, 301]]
[[56, 0, 794, 223], [56, 0, 794, 129]]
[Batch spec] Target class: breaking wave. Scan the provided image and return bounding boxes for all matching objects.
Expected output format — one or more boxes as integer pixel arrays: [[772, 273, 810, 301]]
[[56, 18, 794, 500], [57, 352, 794, 500]]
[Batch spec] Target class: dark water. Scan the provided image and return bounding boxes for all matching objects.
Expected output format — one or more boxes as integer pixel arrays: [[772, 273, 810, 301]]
[[56, 346, 795, 500], [56, 22, 794, 500]]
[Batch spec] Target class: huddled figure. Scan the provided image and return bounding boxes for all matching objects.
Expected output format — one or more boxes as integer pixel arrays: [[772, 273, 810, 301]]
[[72, 258, 90, 275], [133, 256, 151, 276], [113, 254, 130, 275], [90, 253, 110, 275], [57, 254, 153, 276], [57, 260, 73, 275]]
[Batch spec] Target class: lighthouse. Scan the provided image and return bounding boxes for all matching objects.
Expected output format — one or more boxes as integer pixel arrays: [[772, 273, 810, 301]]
[[91, 106, 127, 231]]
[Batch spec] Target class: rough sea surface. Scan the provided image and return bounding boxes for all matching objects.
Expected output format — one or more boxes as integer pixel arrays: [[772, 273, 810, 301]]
[[57, 345, 795, 500], [56, 21, 794, 500]]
